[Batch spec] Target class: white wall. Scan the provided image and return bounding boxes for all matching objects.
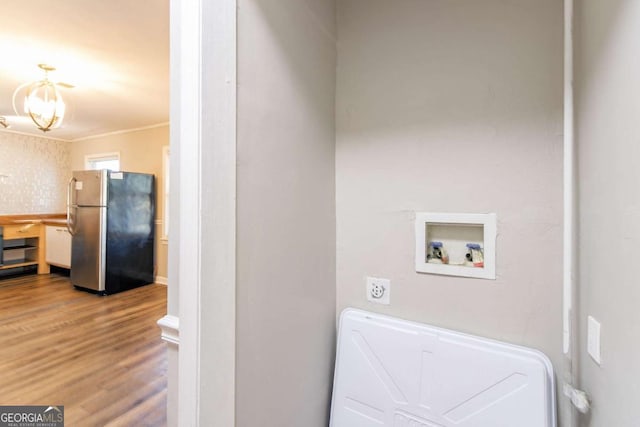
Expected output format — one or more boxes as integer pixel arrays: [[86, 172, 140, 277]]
[[0, 132, 70, 215], [235, 0, 336, 425], [336, 0, 565, 421], [576, 1, 640, 425]]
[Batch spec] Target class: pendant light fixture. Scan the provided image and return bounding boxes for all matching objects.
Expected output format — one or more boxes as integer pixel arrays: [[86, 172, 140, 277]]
[[15, 64, 67, 132]]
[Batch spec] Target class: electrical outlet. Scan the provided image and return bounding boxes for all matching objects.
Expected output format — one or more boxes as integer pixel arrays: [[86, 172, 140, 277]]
[[366, 277, 391, 305]]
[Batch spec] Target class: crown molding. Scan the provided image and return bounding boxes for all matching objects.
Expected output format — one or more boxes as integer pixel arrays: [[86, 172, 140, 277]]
[[71, 122, 170, 142]]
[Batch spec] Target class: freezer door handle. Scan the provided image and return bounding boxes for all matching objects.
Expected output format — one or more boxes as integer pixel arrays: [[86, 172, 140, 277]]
[[67, 177, 77, 235]]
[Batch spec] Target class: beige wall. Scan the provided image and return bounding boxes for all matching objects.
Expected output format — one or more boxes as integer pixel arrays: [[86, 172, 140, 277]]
[[0, 131, 71, 215], [576, 1, 640, 425], [336, 0, 566, 423], [235, 0, 336, 425], [70, 125, 169, 281]]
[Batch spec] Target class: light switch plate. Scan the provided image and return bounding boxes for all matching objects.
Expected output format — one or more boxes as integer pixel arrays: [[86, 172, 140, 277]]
[[587, 315, 601, 365]]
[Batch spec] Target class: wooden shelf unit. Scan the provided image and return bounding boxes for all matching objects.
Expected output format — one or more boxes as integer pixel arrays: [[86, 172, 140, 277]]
[[1, 260, 39, 268], [1, 223, 49, 275]]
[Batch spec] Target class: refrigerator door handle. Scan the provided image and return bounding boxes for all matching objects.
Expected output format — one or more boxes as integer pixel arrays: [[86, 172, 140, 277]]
[[67, 176, 77, 235]]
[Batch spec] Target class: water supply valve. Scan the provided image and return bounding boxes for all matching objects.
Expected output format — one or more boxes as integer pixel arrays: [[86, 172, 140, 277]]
[[465, 243, 484, 268], [427, 241, 449, 264]]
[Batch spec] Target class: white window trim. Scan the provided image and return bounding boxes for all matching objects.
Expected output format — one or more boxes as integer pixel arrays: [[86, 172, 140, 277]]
[[85, 152, 121, 170]]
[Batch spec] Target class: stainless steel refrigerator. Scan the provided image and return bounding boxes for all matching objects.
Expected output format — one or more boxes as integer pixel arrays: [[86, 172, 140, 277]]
[[67, 170, 155, 294]]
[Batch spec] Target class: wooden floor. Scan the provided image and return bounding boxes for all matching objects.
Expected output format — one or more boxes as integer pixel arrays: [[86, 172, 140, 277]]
[[0, 273, 167, 427]]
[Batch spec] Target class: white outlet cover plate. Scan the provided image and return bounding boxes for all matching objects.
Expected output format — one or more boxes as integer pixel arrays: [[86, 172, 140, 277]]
[[366, 277, 390, 305], [330, 308, 556, 427], [587, 315, 601, 365]]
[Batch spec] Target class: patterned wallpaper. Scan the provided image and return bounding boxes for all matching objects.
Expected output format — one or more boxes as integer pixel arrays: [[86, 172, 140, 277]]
[[0, 132, 71, 215]]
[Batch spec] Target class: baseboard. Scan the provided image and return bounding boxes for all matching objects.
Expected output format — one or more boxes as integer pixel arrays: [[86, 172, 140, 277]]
[[155, 276, 168, 285], [157, 314, 179, 346]]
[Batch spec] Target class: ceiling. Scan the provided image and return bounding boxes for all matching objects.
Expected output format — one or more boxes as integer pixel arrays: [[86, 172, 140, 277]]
[[0, 0, 169, 141]]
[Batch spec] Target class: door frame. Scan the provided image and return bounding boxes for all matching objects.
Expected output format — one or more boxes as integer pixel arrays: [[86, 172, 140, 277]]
[[170, 0, 237, 425]]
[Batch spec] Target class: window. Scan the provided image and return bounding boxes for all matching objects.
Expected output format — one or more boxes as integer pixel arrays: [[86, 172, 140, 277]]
[[162, 146, 170, 240], [85, 152, 120, 171]]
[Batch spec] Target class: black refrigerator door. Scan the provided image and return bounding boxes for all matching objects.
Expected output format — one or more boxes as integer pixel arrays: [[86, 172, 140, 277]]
[[105, 172, 155, 294], [0, 226, 4, 266]]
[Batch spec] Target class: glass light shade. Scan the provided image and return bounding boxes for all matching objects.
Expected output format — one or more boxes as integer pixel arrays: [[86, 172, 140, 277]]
[[23, 80, 65, 131]]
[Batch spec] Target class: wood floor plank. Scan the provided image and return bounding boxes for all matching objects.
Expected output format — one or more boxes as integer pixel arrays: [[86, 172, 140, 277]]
[[0, 273, 168, 426]]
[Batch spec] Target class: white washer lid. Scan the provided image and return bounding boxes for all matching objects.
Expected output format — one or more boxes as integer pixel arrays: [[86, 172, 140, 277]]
[[330, 308, 556, 427]]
